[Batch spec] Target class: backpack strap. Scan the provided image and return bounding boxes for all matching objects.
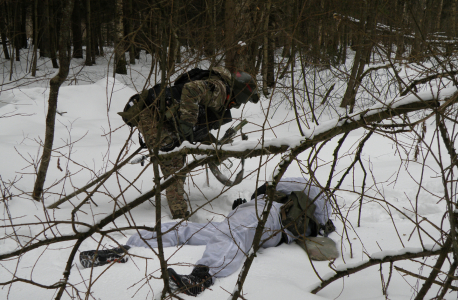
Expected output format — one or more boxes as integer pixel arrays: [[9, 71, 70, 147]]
[[118, 89, 151, 127], [280, 191, 320, 238], [250, 183, 331, 240]]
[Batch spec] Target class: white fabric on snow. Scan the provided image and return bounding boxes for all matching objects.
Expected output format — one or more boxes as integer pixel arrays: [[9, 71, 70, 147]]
[[126, 177, 331, 277]]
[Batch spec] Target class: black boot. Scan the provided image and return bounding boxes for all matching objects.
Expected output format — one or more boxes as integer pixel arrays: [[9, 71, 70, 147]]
[[168, 265, 212, 296], [80, 245, 131, 268]]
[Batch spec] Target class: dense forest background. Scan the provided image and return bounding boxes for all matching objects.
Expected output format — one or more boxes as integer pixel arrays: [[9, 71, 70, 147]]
[[3, 0, 457, 90], [2, 1, 458, 299]]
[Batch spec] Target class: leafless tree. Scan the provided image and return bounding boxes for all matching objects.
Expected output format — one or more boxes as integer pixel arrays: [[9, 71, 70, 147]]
[[2, 1, 458, 299]]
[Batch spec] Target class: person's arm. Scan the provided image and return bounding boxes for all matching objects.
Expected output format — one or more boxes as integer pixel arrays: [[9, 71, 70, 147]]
[[178, 80, 227, 141], [251, 182, 267, 199]]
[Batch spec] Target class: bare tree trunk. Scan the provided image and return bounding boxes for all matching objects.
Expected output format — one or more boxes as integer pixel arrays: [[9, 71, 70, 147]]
[[32, 0, 75, 201], [413, 236, 452, 300], [410, 0, 426, 61], [266, 12, 275, 88], [98, 22, 104, 56], [48, 0, 59, 68], [126, 0, 135, 64], [93, 0, 104, 57], [0, 4, 10, 60], [71, 0, 83, 58], [167, 0, 180, 72], [281, 2, 293, 57], [85, 0, 92, 65], [20, 0, 27, 49], [395, 1, 408, 60], [224, 0, 236, 72], [204, 0, 215, 57], [89, 0, 97, 63], [13, 0, 20, 61], [167, 26, 179, 71], [114, 0, 127, 75], [452, 0, 457, 37], [435, 0, 444, 31], [156, 23, 172, 299], [90, 23, 96, 63], [39, 3, 47, 58], [31, 0, 38, 76], [245, 1, 262, 75], [317, 0, 324, 50], [446, 0, 457, 56], [340, 0, 378, 110], [261, 0, 272, 95]]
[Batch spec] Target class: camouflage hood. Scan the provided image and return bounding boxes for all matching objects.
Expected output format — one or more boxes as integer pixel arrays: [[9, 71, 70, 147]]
[[211, 66, 232, 83]]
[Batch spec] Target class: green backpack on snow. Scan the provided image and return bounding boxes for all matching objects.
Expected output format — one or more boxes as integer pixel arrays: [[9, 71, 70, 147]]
[[251, 184, 321, 237]]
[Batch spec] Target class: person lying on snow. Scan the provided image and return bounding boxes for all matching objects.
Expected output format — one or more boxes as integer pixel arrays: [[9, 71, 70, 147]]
[[79, 177, 334, 296]]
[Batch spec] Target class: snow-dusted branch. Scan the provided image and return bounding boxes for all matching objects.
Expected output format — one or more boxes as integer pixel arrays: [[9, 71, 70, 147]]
[[3, 89, 456, 277], [400, 71, 458, 96], [310, 240, 451, 294], [161, 88, 458, 163], [48, 87, 458, 210], [0, 153, 212, 260]]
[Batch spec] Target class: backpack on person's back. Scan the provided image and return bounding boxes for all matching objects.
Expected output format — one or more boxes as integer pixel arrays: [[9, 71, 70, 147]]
[[118, 68, 232, 130]]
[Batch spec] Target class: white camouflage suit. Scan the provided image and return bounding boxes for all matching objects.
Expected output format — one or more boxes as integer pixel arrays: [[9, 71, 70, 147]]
[[126, 177, 332, 277]]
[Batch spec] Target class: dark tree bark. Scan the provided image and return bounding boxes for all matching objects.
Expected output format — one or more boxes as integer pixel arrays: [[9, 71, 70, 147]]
[[261, 0, 272, 95], [31, 0, 36, 47], [71, 0, 83, 58], [92, 0, 104, 56], [156, 24, 174, 299], [266, 11, 275, 88], [0, 4, 10, 60], [89, 0, 96, 63], [224, 0, 236, 72], [114, 0, 127, 74], [126, 0, 135, 64], [38, 3, 47, 58], [203, 0, 216, 57], [445, 0, 457, 56], [85, 0, 93, 65], [91, 24, 97, 62], [49, 0, 59, 68], [31, 0, 39, 76], [413, 224, 452, 299], [435, 0, 444, 31], [32, 0, 75, 201], [339, 0, 379, 110], [409, 0, 427, 61], [395, 0, 408, 60], [131, 3, 139, 60], [97, 22, 104, 56], [167, 0, 179, 73], [12, 0, 20, 61], [452, 0, 458, 38], [244, 2, 263, 75], [20, 0, 27, 49]]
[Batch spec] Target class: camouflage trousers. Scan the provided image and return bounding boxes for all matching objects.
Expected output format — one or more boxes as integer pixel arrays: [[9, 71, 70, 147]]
[[137, 107, 188, 219]]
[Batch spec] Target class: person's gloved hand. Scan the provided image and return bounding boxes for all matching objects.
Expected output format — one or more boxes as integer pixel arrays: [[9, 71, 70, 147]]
[[232, 198, 247, 210], [178, 120, 194, 142], [160, 138, 180, 152]]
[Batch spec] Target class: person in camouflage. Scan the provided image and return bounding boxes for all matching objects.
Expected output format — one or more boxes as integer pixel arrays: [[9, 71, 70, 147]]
[[136, 102, 188, 218], [123, 67, 259, 219]]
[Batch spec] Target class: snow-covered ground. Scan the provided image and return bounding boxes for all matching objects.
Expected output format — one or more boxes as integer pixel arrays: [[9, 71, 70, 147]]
[[0, 49, 456, 299]]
